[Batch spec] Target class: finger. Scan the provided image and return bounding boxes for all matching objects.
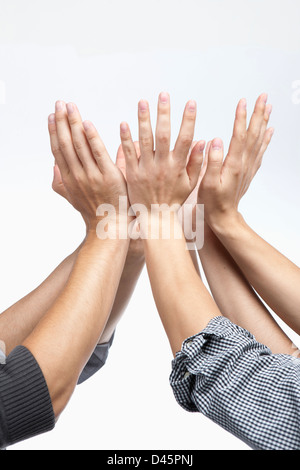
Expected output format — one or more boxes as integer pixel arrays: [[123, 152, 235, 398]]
[[138, 100, 154, 163], [174, 100, 197, 164], [246, 93, 268, 152], [116, 141, 141, 179], [226, 98, 247, 169], [199, 140, 211, 179], [48, 113, 69, 177], [203, 138, 224, 184], [187, 140, 206, 188], [82, 120, 113, 173], [134, 141, 141, 159], [254, 127, 274, 172], [155, 92, 171, 159], [55, 101, 82, 173], [116, 144, 127, 178], [120, 122, 139, 173], [253, 103, 272, 155], [66, 103, 98, 172]]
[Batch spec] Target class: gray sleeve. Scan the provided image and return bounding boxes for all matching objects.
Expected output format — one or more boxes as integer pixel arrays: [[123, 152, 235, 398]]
[[0, 346, 55, 450], [170, 316, 300, 450], [77, 332, 115, 385]]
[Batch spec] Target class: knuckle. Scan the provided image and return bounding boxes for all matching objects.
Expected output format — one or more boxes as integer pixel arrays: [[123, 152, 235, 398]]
[[140, 136, 153, 148], [179, 133, 193, 146], [92, 147, 103, 160], [72, 138, 84, 152], [58, 138, 70, 151], [156, 132, 169, 145]]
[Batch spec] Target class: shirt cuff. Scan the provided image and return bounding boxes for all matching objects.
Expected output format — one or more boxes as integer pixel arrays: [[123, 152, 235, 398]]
[[169, 316, 271, 412], [0, 346, 55, 449], [78, 332, 115, 385]]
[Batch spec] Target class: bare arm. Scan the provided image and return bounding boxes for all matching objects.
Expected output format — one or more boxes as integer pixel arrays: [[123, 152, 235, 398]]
[[120, 93, 221, 355], [0, 245, 80, 355], [0, 116, 146, 358], [212, 214, 300, 336], [199, 94, 300, 336], [143, 216, 220, 355], [23, 100, 131, 418], [199, 222, 295, 354], [23, 233, 129, 418]]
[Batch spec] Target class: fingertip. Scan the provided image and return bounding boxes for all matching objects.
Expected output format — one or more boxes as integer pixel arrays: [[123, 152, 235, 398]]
[[55, 100, 65, 112], [138, 100, 149, 114], [260, 93, 268, 104], [48, 113, 56, 125], [239, 98, 247, 109], [120, 122, 129, 134], [158, 91, 170, 105], [265, 104, 273, 118], [83, 120, 94, 133], [186, 100, 197, 113], [211, 137, 223, 151], [198, 140, 206, 151], [66, 102, 76, 116]]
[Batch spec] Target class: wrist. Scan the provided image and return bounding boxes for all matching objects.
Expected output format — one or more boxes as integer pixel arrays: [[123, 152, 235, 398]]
[[139, 209, 183, 242], [207, 211, 246, 239]]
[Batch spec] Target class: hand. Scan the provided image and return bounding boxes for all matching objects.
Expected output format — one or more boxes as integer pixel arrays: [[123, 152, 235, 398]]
[[198, 93, 274, 228], [120, 92, 205, 213], [48, 101, 128, 232]]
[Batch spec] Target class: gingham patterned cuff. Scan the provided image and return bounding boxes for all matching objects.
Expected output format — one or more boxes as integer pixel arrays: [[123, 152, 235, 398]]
[[169, 316, 300, 450]]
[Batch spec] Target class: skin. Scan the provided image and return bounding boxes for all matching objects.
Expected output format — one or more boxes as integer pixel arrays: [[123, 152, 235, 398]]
[[187, 95, 296, 355], [120, 93, 221, 355], [0, 134, 144, 358], [22, 101, 132, 418], [198, 94, 300, 337]]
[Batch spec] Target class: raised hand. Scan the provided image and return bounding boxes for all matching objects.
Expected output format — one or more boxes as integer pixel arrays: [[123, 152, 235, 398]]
[[120, 93, 205, 212], [48, 101, 127, 232], [198, 93, 273, 227]]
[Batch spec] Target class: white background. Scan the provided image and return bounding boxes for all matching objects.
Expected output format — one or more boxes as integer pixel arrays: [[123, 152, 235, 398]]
[[0, 0, 300, 450]]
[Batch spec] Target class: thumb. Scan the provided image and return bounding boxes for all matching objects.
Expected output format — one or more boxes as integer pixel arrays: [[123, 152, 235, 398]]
[[52, 164, 69, 200]]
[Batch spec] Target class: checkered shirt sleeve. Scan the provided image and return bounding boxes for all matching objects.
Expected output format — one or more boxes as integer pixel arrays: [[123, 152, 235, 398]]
[[170, 316, 300, 450]]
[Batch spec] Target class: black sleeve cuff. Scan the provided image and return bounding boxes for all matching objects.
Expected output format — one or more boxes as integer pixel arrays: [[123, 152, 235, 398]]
[[0, 346, 55, 449]]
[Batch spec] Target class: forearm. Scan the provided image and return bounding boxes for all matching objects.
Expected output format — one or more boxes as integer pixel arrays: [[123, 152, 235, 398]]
[[22, 232, 129, 418], [211, 213, 300, 335], [199, 223, 295, 354], [143, 213, 221, 356], [0, 244, 83, 354], [98, 244, 145, 344]]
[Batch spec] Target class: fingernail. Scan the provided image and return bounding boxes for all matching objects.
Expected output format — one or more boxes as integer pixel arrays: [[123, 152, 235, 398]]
[[187, 100, 196, 112], [212, 138, 222, 150], [120, 122, 128, 133], [261, 93, 268, 103], [266, 104, 272, 115], [83, 120, 92, 131], [159, 92, 169, 104], [139, 100, 148, 113], [48, 114, 55, 124], [241, 98, 247, 109], [66, 103, 75, 114], [198, 140, 205, 151], [55, 101, 64, 111]]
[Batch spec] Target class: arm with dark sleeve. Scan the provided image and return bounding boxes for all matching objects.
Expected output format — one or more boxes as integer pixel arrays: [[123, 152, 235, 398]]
[[170, 316, 300, 450], [0, 347, 55, 450]]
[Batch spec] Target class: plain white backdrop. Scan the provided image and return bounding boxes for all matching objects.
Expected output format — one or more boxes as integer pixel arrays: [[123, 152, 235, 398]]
[[0, 0, 300, 450]]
